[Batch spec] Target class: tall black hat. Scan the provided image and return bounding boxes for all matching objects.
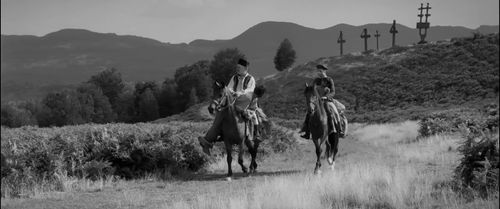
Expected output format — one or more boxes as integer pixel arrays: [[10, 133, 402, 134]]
[[238, 58, 249, 67]]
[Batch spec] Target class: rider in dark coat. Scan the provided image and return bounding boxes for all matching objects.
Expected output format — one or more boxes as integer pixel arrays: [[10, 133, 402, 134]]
[[299, 64, 346, 139]]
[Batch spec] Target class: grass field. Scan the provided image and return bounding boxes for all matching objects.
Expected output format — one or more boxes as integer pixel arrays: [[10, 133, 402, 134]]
[[2, 121, 498, 209]]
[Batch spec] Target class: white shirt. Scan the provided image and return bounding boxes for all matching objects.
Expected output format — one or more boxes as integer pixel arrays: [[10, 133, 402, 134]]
[[227, 73, 255, 95]]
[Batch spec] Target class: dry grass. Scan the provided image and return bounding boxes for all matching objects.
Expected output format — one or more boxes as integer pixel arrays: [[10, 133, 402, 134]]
[[350, 120, 420, 145], [2, 121, 498, 209], [165, 121, 498, 209]]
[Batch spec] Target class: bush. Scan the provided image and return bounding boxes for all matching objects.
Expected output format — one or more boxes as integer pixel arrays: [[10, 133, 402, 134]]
[[454, 125, 499, 198], [80, 160, 115, 181], [260, 125, 298, 155], [1, 120, 297, 197], [453, 104, 499, 198], [0, 123, 211, 180], [417, 108, 486, 138], [418, 116, 454, 138]]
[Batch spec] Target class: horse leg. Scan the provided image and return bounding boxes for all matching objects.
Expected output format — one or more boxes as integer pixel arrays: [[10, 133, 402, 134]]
[[238, 144, 248, 174], [226, 144, 233, 180], [313, 139, 322, 174], [326, 139, 333, 165], [328, 133, 339, 171], [249, 141, 259, 173]]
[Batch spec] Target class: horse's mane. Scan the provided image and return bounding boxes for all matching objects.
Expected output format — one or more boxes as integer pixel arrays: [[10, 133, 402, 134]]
[[304, 83, 325, 115], [304, 85, 315, 95]]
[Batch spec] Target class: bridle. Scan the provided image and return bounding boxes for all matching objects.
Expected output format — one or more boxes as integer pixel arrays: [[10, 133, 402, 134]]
[[210, 86, 236, 113], [305, 83, 322, 115]]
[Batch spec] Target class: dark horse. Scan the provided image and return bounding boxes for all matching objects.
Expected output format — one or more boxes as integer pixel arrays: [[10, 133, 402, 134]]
[[199, 85, 260, 180], [304, 83, 340, 174]]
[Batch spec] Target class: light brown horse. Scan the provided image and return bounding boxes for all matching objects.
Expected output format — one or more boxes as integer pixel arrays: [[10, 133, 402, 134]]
[[199, 86, 260, 180], [304, 83, 340, 174]]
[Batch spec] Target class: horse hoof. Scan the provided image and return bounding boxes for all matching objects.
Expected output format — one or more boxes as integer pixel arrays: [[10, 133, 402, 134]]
[[226, 177, 232, 182], [327, 157, 334, 164], [330, 162, 336, 171], [314, 169, 322, 175]]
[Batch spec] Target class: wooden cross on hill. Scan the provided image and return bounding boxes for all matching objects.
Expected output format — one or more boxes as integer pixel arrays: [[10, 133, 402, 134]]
[[417, 3, 431, 44], [374, 30, 381, 51], [390, 20, 398, 47], [337, 31, 346, 55], [360, 28, 371, 53]]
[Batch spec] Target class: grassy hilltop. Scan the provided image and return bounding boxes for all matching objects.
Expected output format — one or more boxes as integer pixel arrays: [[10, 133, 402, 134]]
[[260, 33, 499, 122]]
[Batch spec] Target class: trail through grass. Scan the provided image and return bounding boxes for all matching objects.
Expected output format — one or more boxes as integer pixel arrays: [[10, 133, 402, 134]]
[[2, 121, 498, 209]]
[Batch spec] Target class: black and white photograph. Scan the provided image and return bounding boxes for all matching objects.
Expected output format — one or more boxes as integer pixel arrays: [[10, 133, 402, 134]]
[[1, 0, 499, 208]]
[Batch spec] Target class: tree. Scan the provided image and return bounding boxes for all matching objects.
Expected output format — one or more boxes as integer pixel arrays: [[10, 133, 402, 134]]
[[186, 88, 199, 108], [0, 103, 38, 128], [115, 91, 136, 123], [88, 68, 125, 110], [134, 81, 160, 97], [158, 78, 180, 117], [41, 90, 84, 126], [274, 38, 296, 71], [209, 48, 246, 87], [175, 60, 212, 109], [136, 88, 159, 122], [76, 83, 116, 123]]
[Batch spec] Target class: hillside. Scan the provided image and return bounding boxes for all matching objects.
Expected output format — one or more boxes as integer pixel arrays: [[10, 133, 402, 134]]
[[258, 33, 499, 122], [2, 22, 498, 101]]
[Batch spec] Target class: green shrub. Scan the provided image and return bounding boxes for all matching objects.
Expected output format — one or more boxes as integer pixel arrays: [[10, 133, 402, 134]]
[[0, 123, 212, 180], [418, 116, 454, 138], [417, 108, 487, 138], [1, 120, 297, 197], [80, 160, 115, 181], [453, 104, 499, 198], [454, 126, 499, 198]]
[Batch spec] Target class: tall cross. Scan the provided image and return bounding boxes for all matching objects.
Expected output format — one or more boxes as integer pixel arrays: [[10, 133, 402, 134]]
[[390, 20, 398, 47], [337, 31, 346, 55], [360, 28, 371, 52], [374, 30, 381, 51], [416, 3, 431, 44]]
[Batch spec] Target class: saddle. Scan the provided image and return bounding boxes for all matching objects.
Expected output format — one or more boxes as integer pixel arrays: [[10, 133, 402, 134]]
[[324, 99, 345, 135]]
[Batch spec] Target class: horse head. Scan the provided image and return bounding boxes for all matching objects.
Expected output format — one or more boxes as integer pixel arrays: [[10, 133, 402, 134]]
[[208, 81, 229, 114], [304, 82, 317, 114]]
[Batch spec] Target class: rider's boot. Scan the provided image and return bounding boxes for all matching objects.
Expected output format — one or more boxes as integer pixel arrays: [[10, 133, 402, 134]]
[[299, 124, 310, 139]]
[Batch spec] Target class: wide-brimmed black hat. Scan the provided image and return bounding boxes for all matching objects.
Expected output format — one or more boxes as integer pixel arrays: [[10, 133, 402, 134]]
[[316, 64, 328, 70], [238, 58, 249, 67]]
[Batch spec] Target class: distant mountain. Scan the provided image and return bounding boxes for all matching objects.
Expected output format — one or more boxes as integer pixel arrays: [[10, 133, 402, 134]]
[[1, 22, 498, 101]]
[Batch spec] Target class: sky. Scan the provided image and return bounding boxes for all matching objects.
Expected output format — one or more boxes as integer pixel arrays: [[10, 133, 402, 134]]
[[1, 0, 499, 44]]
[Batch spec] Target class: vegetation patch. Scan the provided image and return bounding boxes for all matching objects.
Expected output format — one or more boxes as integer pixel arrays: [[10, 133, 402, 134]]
[[1, 121, 297, 198]]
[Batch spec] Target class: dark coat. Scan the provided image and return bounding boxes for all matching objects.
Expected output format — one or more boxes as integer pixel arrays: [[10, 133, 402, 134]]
[[313, 77, 335, 101]]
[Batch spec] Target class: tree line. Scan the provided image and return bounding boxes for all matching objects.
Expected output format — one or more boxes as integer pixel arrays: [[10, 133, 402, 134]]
[[1, 47, 254, 127], [1, 38, 298, 128]]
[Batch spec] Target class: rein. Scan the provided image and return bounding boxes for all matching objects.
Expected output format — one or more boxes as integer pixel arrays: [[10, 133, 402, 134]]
[[306, 85, 325, 115], [213, 87, 236, 111]]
